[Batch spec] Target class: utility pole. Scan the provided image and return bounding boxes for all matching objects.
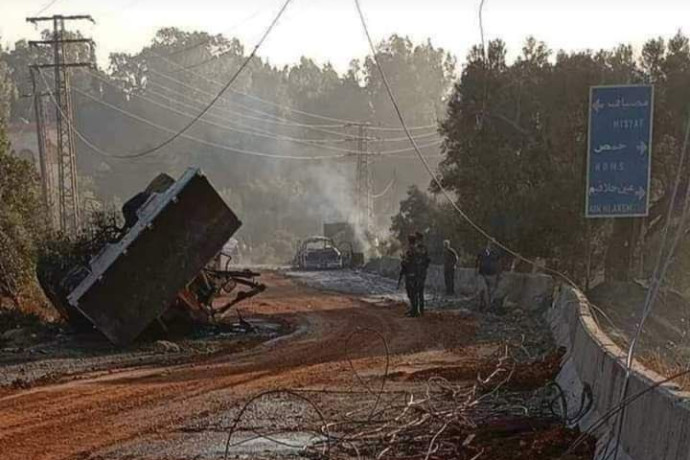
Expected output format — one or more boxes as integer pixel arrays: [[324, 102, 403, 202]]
[[26, 14, 96, 234]]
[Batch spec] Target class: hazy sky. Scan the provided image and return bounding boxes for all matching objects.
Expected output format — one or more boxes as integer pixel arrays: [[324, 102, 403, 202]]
[[1, 0, 689, 73]]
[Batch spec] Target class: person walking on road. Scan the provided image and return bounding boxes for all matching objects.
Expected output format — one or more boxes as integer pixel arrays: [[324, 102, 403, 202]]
[[443, 240, 459, 296], [476, 240, 501, 311]]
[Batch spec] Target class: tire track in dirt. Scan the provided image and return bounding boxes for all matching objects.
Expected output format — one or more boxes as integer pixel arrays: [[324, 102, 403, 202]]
[[0, 273, 477, 460]]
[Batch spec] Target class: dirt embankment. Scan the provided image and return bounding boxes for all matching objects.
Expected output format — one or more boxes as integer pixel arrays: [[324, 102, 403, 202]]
[[588, 281, 690, 388]]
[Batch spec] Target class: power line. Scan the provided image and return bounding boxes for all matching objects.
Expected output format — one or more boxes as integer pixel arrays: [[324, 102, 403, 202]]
[[73, 85, 444, 156], [147, 53, 364, 125], [88, 68, 441, 146], [87, 70, 348, 141], [144, 69, 351, 133], [140, 44, 440, 132], [33, 0, 62, 16], [140, 69, 441, 140], [112, 0, 294, 159], [353, 0, 577, 286], [157, 8, 263, 61], [74, 85, 354, 154], [38, 68, 346, 162], [372, 175, 395, 199], [368, 124, 438, 132], [610, 113, 690, 460]]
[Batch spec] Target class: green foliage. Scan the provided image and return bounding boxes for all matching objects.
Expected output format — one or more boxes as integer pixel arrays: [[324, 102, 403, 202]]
[[365, 35, 456, 127], [391, 186, 461, 263], [16, 28, 452, 263], [0, 122, 46, 305], [0, 40, 16, 122], [421, 34, 690, 281]]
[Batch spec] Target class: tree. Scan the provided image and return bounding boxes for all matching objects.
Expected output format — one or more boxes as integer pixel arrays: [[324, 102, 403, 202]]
[[2, 30, 92, 123], [391, 186, 460, 263], [0, 120, 46, 306], [365, 35, 456, 127], [2, 27, 464, 264], [429, 34, 690, 282], [0, 40, 16, 121]]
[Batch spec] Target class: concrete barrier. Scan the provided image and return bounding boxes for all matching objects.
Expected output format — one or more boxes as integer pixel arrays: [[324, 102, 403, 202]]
[[368, 256, 690, 458], [364, 258, 554, 311], [548, 285, 690, 460]]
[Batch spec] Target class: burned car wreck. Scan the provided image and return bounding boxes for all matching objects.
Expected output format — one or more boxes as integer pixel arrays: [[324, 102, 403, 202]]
[[294, 236, 343, 270], [37, 168, 265, 346]]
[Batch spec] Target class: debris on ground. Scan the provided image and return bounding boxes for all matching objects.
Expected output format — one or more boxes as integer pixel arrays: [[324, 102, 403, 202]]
[[1, 273, 590, 459], [476, 305, 556, 361], [390, 347, 564, 392], [35, 168, 265, 346], [0, 316, 289, 391], [154, 340, 181, 353], [221, 343, 593, 460]]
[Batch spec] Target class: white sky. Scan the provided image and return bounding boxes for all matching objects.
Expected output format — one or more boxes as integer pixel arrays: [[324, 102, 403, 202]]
[[1, 0, 689, 73]]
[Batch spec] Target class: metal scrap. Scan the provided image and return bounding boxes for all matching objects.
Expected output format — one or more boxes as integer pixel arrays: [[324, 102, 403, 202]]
[[37, 167, 265, 345]]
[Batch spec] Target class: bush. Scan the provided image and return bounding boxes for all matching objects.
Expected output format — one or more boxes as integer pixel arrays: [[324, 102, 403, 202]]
[[0, 123, 47, 307]]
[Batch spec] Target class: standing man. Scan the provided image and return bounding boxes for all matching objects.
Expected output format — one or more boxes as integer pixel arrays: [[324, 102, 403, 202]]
[[443, 240, 459, 296], [399, 234, 421, 317], [414, 232, 431, 316], [476, 240, 501, 311]]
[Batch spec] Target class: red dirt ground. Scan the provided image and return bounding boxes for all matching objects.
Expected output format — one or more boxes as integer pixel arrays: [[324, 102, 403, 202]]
[[0, 273, 480, 460]]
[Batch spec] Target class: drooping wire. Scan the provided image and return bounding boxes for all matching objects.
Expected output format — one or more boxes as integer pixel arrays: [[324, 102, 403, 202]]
[[139, 39, 440, 131], [33, 0, 62, 16], [477, 0, 489, 129], [144, 74, 440, 141], [153, 8, 264, 61], [611, 112, 690, 460], [353, 0, 577, 287], [73, 84, 444, 157], [37, 68, 346, 162], [371, 174, 396, 199], [143, 71, 351, 135], [90, 68, 441, 144], [109, 0, 294, 159]]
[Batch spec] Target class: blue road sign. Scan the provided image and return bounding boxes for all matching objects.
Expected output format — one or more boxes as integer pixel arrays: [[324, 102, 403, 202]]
[[586, 85, 653, 217]]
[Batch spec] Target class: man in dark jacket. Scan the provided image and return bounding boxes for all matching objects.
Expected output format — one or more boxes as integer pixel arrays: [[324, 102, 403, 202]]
[[443, 240, 459, 295], [399, 234, 421, 317], [414, 232, 431, 315], [476, 240, 501, 311]]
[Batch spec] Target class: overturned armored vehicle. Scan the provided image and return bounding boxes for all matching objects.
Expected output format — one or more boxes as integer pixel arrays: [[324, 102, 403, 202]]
[[38, 168, 264, 346]]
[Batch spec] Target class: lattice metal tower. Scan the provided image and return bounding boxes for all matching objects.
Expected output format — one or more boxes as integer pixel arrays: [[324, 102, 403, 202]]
[[27, 14, 95, 233], [29, 67, 55, 226], [352, 123, 373, 235]]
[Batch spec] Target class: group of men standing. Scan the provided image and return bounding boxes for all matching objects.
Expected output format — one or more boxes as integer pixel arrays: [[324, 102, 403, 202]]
[[399, 235, 502, 317]]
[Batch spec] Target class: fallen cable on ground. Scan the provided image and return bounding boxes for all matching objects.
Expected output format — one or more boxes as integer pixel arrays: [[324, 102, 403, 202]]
[[218, 329, 593, 459]]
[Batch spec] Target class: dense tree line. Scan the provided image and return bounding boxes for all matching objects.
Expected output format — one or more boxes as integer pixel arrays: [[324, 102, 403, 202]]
[[2, 27, 690, 288], [1, 29, 454, 262], [0, 119, 46, 307], [395, 34, 690, 287]]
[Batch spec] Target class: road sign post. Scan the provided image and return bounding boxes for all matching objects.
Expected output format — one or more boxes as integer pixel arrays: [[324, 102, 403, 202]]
[[586, 85, 654, 218]]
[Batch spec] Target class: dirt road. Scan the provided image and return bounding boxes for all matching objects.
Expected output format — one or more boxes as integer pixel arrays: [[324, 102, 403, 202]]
[[0, 272, 479, 460]]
